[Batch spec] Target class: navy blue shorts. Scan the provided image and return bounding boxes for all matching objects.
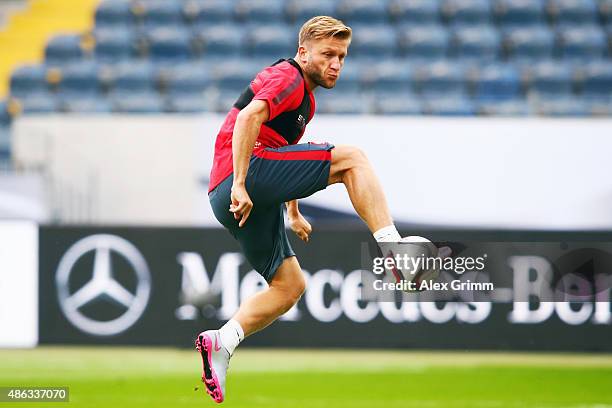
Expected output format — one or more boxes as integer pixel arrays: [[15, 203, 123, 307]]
[[209, 142, 334, 282]]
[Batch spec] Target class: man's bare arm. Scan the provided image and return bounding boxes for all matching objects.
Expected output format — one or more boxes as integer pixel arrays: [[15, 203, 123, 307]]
[[230, 100, 269, 227], [285, 200, 312, 242], [232, 100, 269, 186], [285, 200, 299, 218]]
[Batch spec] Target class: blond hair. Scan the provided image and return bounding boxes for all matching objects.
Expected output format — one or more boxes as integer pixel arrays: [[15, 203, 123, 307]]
[[298, 16, 352, 46]]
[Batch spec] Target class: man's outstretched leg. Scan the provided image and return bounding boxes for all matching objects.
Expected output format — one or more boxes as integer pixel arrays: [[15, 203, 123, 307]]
[[195, 256, 305, 403], [328, 145, 402, 242], [328, 145, 452, 260]]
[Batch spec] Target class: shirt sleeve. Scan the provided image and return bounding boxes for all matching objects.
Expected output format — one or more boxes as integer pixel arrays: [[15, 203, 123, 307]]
[[251, 66, 304, 121]]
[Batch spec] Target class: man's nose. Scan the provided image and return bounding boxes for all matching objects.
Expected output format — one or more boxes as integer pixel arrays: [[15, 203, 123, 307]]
[[330, 58, 341, 71]]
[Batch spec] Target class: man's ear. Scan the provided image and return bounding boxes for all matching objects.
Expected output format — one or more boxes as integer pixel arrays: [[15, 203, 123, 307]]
[[297, 45, 308, 64]]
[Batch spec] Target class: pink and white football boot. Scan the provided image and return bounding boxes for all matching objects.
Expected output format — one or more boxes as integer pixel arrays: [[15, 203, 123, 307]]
[[195, 330, 231, 403]]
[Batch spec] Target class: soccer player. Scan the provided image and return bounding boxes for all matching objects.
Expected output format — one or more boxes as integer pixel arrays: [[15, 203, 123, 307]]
[[195, 16, 448, 403]]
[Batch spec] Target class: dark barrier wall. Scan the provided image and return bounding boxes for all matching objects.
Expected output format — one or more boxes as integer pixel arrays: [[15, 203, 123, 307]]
[[39, 226, 612, 351]]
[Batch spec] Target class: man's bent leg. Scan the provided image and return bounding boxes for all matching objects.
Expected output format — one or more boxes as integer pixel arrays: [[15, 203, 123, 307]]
[[232, 256, 305, 337], [200, 179, 305, 403], [328, 145, 394, 234]]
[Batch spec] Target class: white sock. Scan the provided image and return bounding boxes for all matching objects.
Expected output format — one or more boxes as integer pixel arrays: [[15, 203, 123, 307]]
[[218, 319, 244, 356], [373, 225, 401, 243]]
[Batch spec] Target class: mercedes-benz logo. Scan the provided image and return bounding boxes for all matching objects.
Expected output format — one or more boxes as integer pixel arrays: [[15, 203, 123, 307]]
[[55, 234, 151, 336]]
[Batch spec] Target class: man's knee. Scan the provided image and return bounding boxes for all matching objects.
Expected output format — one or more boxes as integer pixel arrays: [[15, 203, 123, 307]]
[[285, 277, 306, 311], [292, 273, 306, 299], [270, 257, 306, 311], [279, 273, 305, 311], [334, 145, 367, 165], [329, 145, 369, 184]]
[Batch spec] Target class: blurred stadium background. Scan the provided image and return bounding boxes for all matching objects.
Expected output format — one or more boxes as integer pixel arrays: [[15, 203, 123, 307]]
[[1, 0, 611, 407]]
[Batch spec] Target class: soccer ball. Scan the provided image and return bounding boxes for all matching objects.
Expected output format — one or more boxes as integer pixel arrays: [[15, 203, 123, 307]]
[[381, 236, 444, 292]]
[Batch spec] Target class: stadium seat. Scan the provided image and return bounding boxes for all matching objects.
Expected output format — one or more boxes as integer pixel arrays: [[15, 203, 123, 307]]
[[376, 95, 423, 115], [477, 99, 530, 115], [95, 0, 133, 29], [534, 96, 589, 116], [600, 0, 612, 23], [337, 0, 389, 24], [586, 100, 612, 116], [146, 27, 194, 62], [451, 26, 501, 62], [472, 63, 521, 101], [364, 60, 413, 93], [196, 25, 244, 58], [316, 91, 369, 114], [374, 92, 422, 114], [163, 62, 211, 95], [94, 28, 135, 62], [216, 93, 239, 113], [188, 0, 234, 25], [249, 59, 279, 74], [0, 124, 9, 154], [10, 65, 49, 98], [331, 61, 362, 93], [389, 0, 441, 25], [525, 60, 574, 96], [235, 0, 285, 23], [441, 0, 492, 26], [214, 63, 259, 93], [350, 26, 397, 59], [398, 25, 450, 60], [493, 0, 545, 27], [112, 91, 165, 113], [0, 125, 10, 165], [61, 97, 113, 113], [45, 35, 85, 66], [13, 93, 60, 114], [416, 60, 467, 96], [247, 26, 294, 58], [504, 26, 554, 61], [286, 0, 336, 24], [57, 60, 102, 95], [166, 93, 215, 113], [547, 0, 598, 26], [423, 95, 476, 115], [579, 61, 612, 98], [0, 100, 10, 127], [130, 28, 151, 59], [110, 61, 157, 94], [140, 0, 185, 29], [372, 92, 423, 116], [586, 97, 612, 114], [556, 26, 607, 61]]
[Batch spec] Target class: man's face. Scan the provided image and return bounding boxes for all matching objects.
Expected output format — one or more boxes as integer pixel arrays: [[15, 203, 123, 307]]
[[299, 37, 350, 89]]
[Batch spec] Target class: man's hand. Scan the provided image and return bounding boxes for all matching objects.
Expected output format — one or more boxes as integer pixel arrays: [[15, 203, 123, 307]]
[[230, 183, 253, 227], [288, 212, 312, 242]]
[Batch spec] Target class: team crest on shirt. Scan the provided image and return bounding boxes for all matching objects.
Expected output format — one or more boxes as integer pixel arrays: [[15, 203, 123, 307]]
[[296, 114, 306, 130]]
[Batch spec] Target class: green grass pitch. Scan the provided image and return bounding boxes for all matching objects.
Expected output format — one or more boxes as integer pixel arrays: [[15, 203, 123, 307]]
[[1, 347, 611, 407]]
